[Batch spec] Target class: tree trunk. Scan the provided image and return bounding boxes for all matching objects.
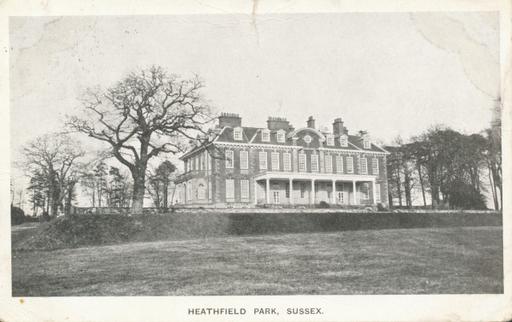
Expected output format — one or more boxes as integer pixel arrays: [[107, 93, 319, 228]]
[[169, 185, 176, 207], [46, 190, 50, 214], [51, 190, 60, 217], [97, 185, 102, 207], [388, 192, 393, 208], [163, 182, 169, 210], [65, 182, 74, 215], [396, 169, 402, 207], [403, 169, 412, 208], [417, 164, 427, 207], [488, 166, 498, 210], [131, 171, 146, 215]]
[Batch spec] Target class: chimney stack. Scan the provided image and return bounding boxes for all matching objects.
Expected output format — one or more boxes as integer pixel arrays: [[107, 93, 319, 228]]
[[218, 112, 242, 128], [332, 118, 347, 135], [267, 116, 291, 131], [307, 116, 315, 129]]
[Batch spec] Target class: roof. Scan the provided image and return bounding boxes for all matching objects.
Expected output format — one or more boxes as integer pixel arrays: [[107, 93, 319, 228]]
[[347, 135, 388, 153], [180, 126, 388, 159]]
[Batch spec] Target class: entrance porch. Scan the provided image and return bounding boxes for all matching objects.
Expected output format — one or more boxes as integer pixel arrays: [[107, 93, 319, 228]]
[[254, 172, 378, 206]]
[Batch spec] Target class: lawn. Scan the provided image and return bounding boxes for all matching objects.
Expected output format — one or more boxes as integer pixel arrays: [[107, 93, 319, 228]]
[[12, 226, 503, 296]]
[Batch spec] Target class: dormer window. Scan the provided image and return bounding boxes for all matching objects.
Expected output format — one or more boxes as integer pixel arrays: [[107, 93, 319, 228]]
[[261, 129, 270, 142], [326, 134, 334, 146], [277, 130, 286, 143], [340, 135, 348, 147], [363, 136, 371, 149], [233, 127, 243, 141]]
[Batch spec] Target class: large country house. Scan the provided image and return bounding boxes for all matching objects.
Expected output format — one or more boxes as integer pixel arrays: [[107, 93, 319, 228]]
[[175, 113, 389, 208]]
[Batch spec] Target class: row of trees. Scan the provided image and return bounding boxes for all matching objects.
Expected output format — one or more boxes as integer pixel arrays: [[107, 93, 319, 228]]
[[386, 116, 502, 210], [19, 133, 179, 217]]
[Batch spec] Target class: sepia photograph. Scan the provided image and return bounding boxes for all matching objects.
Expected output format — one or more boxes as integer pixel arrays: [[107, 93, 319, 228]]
[[2, 1, 511, 321]]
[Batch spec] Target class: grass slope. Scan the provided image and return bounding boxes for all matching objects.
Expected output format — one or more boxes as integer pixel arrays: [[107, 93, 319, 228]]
[[12, 226, 503, 296], [12, 211, 502, 250]]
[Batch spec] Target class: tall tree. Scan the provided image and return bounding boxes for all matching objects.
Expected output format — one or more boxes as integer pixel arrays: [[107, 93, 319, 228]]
[[146, 160, 176, 210], [27, 170, 49, 216], [67, 66, 213, 214], [155, 160, 176, 209], [21, 133, 84, 217], [107, 166, 132, 207]]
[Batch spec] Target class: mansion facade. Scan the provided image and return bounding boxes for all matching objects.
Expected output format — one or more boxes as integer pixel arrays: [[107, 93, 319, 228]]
[[175, 113, 389, 208]]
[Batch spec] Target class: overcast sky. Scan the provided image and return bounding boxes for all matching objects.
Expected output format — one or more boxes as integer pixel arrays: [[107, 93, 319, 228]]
[[9, 12, 499, 190]]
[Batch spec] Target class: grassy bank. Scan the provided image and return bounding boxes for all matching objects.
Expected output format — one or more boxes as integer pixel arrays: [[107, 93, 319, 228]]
[[12, 226, 503, 296], [12, 211, 502, 251]]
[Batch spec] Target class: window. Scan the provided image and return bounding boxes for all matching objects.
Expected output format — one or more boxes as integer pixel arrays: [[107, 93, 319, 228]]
[[340, 135, 348, 147], [285, 183, 290, 198], [326, 135, 334, 146], [311, 154, 319, 172], [335, 155, 343, 173], [184, 160, 188, 172], [372, 158, 379, 175], [187, 183, 192, 201], [277, 130, 286, 143], [271, 152, 280, 170], [300, 183, 306, 198], [241, 179, 249, 200], [240, 150, 249, 170], [234, 127, 243, 141], [325, 154, 332, 173], [375, 183, 381, 202], [360, 157, 368, 174], [261, 129, 270, 142], [361, 183, 370, 200], [283, 152, 292, 171], [226, 179, 235, 200], [259, 151, 267, 170], [337, 191, 344, 204], [273, 191, 280, 204], [197, 184, 206, 200], [346, 156, 354, 173], [225, 150, 234, 168], [298, 153, 307, 172], [359, 158, 368, 174], [363, 137, 371, 149]]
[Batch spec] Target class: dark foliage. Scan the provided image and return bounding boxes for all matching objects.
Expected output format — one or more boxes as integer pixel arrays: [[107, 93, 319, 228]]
[[11, 206, 38, 225], [13, 211, 501, 250], [445, 180, 487, 210], [317, 201, 331, 208]]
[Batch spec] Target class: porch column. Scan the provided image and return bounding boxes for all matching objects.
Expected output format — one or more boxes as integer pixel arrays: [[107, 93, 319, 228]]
[[254, 180, 258, 205], [352, 180, 357, 205], [184, 183, 187, 203], [311, 179, 316, 205], [266, 178, 270, 204], [289, 178, 293, 205], [331, 180, 336, 204], [372, 180, 377, 204]]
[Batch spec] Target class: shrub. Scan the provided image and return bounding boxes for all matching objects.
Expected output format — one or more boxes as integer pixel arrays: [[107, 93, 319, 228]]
[[11, 206, 26, 225], [377, 203, 388, 211], [317, 201, 330, 208], [40, 211, 51, 222]]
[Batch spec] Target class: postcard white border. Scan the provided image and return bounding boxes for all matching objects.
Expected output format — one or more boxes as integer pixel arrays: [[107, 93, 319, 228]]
[[0, 1, 510, 321]]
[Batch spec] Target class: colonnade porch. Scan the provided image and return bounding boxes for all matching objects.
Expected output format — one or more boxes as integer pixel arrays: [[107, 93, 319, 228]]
[[253, 172, 378, 206]]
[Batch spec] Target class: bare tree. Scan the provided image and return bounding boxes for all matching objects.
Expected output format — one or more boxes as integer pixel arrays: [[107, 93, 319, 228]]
[[67, 66, 214, 214], [21, 133, 84, 217]]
